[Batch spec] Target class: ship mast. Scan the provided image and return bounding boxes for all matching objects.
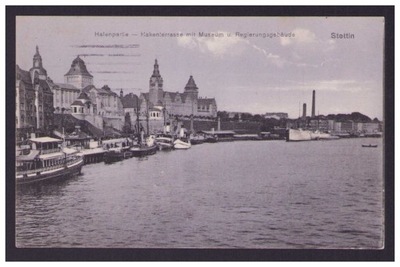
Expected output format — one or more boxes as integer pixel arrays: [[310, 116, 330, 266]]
[[146, 98, 149, 135], [136, 96, 141, 143]]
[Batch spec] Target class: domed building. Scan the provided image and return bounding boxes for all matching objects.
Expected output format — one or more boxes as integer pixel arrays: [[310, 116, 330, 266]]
[[64, 55, 93, 89], [48, 55, 91, 114]]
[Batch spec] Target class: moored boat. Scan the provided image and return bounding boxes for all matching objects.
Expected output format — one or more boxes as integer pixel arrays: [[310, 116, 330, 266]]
[[204, 135, 217, 143], [130, 144, 158, 156], [173, 138, 191, 149], [286, 128, 312, 141], [310, 130, 337, 140], [155, 134, 174, 150], [16, 137, 84, 185], [130, 135, 158, 157], [287, 129, 338, 141], [104, 148, 132, 163], [189, 134, 205, 145]]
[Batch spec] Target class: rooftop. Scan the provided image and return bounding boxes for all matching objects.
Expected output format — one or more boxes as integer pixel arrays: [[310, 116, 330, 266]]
[[30, 137, 62, 143], [184, 75, 198, 91], [65, 56, 93, 77]]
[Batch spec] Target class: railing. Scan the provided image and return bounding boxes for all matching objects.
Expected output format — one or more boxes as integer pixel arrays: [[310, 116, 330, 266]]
[[16, 156, 83, 176], [40, 148, 61, 154]]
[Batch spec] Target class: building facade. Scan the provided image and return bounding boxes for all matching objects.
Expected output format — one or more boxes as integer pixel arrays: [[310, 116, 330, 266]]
[[47, 56, 92, 114], [70, 84, 124, 131], [47, 79, 81, 114], [121, 92, 140, 124], [16, 46, 54, 140], [145, 59, 217, 118], [265, 112, 289, 120]]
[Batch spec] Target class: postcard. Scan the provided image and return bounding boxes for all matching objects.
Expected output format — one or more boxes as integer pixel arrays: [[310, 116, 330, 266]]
[[8, 6, 394, 261]]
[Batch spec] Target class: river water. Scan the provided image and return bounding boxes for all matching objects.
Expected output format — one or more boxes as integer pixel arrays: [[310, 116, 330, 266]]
[[15, 138, 384, 249]]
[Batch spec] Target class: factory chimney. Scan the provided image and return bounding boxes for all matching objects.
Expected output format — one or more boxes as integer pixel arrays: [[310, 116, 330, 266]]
[[302, 103, 307, 120], [311, 90, 316, 118]]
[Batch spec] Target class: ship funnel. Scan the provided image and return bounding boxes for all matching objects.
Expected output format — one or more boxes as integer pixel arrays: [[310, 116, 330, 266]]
[[302, 103, 307, 119]]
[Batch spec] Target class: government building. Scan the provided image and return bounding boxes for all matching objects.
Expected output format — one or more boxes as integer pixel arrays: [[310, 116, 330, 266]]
[[121, 59, 218, 133], [140, 59, 217, 118], [17, 47, 218, 138]]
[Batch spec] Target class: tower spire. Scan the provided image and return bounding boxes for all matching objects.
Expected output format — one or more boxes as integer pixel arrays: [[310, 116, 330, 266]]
[[31, 45, 46, 76], [152, 58, 160, 77]]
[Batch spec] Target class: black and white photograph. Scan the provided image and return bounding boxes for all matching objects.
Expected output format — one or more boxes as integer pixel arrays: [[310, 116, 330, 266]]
[[6, 5, 394, 261]]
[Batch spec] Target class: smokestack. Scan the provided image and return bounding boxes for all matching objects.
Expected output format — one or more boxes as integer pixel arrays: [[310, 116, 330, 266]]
[[311, 90, 316, 118], [302, 103, 307, 119]]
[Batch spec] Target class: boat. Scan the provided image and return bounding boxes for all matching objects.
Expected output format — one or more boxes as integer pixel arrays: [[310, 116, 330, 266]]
[[189, 134, 205, 145], [204, 134, 217, 143], [362, 144, 378, 148], [286, 128, 313, 141], [335, 132, 351, 138], [173, 138, 191, 149], [130, 135, 158, 157], [16, 137, 84, 185], [199, 130, 236, 142], [155, 134, 174, 150], [287, 128, 338, 141], [104, 148, 132, 163], [310, 130, 337, 140], [129, 98, 158, 157], [130, 144, 158, 156]]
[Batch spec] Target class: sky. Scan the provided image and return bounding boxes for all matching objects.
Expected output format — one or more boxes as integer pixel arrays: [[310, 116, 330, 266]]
[[16, 16, 384, 119]]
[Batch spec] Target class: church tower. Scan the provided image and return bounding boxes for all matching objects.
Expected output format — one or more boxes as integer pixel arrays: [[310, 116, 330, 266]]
[[149, 59, 164, 105], [29, 46, 47, 82]]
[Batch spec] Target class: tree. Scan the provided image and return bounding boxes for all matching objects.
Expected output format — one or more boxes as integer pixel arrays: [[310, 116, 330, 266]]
[[252, 114, 263, 122], [217, 111, 229, 121]]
